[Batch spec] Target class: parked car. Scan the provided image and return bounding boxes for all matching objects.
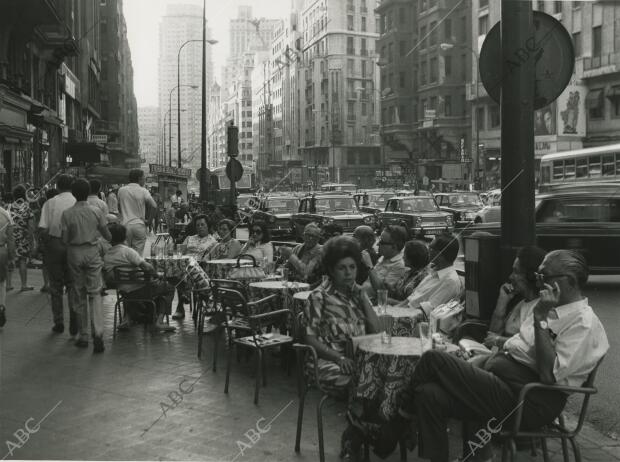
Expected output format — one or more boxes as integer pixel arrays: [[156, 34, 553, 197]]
[[463, 185, 620, 274], [247, 195, 299, 238], [378, 195, 454, 239], [290, 194, 375, 241], [236, 193, 259, 224], [353, 190, 395, 215], [434, 192, 484, 227]]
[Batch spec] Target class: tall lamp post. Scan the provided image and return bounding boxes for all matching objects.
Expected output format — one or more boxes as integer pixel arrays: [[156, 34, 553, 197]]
[[169, 84, 198, 167], [177, 38, 217, 168], [440, 42, 480, 190]]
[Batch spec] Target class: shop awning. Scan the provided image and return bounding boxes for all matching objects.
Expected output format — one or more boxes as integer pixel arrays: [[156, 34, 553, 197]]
[[586, 89, 604, 109], [86, 166, 132, 184], [66, 142, 106, 163]]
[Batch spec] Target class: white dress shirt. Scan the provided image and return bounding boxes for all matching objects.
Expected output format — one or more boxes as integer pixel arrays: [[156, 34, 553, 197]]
[[362, 251, 407, 298], [118, 183, 156, 226], [504, 298, 609, 387], [407, 265, 463, 314], [39, 192, 76, 238]]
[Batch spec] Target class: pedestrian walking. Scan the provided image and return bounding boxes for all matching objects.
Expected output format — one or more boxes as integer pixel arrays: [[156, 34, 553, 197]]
[[107, 187, 119, 216], [62, 179, 111, 353], [118, 169, 156, 256], [7, 184, 36, 292], [39, 174, 78, 334], [0, 204, 15, 327], [87, 179, 109, 217]]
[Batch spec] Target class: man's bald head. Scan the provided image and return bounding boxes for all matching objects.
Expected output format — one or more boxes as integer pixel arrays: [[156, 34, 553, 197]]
[[353, 225, 376, 249]]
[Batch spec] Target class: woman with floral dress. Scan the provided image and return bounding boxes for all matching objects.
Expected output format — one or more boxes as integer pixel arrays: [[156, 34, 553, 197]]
[[8, 185, 35, 292]]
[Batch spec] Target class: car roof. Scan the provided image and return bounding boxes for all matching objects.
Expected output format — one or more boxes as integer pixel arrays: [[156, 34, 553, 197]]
[[309, 194, 354, 199], [393, 195, 434, 200]]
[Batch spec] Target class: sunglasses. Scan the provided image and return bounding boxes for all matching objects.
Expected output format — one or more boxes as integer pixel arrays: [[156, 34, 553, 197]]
[[534, 272, 570, 284]]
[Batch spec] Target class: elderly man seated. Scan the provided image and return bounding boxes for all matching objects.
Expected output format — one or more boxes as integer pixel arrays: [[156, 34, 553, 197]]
[[396, 233, 462, 318], [377, 250, 608, 462], [279, 223, 323, 283], [361, 225, 408, 303], [103, 224, 175, 332]]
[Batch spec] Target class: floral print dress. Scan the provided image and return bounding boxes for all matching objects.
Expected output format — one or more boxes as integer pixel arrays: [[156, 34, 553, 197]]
[[8, 202, 33, 258]]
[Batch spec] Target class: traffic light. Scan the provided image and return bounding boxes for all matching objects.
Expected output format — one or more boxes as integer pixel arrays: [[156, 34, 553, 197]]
[[227, 124, 239, 157]]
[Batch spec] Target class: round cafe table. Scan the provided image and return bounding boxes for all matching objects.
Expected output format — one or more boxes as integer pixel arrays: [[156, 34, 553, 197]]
[[205, 258, 253, 280], [372, 305, 420, 337], [248, 281, 310, 312], [145, 255, 192, 280]]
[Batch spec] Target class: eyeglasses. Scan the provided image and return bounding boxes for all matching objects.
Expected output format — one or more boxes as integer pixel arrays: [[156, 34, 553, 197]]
[[534, 271, 570, 284]]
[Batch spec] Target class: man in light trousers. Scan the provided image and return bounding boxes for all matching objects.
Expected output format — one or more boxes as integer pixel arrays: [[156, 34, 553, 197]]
[[62, 179, 111, 353], [118, 169, 156, 256]]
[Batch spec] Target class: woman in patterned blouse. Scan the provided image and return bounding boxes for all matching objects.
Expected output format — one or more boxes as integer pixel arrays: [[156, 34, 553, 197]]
[[303, 236, 380, 397], [210, 219, 242, 259]]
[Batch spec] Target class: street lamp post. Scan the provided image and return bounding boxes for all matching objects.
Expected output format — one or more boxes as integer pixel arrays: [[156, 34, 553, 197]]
[[440, 42, 480, 190], [169, 84, 198, 167], [177, 38, 217, 168]]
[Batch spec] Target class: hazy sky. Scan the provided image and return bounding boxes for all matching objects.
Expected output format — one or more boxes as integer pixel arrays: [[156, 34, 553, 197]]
[[123, 0, 290, 107]]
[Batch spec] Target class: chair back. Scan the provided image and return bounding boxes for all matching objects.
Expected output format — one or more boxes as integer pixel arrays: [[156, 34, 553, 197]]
[[210, 278, 248, 299]]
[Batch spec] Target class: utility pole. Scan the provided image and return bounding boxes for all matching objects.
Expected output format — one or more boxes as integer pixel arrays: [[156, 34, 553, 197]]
[[500, 0, 535, 276], [199, 0, 207, 203]]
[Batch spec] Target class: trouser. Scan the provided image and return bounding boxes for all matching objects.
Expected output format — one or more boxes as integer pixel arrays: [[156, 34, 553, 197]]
[[44, 237, 76, 325], [126, 281, 174, 318], [407, 350, 567, 462], [67, 245, 104, 341], [126, 222, 147, 256]]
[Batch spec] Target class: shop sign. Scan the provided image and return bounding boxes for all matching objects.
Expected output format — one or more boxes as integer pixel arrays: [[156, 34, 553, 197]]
[[92, 134, 108, 144], [149, 163, 191, 178]]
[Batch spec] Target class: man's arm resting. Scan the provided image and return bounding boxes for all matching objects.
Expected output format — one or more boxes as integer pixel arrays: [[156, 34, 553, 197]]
[[533, 317, 557, 384]]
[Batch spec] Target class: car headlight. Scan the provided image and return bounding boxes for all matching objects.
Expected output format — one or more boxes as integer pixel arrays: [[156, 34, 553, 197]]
[[445, 215, 453, 226], [363, 216, 374, 224]]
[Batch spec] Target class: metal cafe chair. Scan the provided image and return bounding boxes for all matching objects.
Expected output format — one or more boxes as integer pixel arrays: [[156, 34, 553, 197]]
[[111, 268, 168, 337], [499, 357, 605, 462], [216, 287, 291, 405]]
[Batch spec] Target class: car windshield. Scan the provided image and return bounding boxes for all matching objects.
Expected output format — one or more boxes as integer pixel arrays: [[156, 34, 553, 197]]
[[538, 198, 620, 223], [368, 194, 391, 207], [238, 195, 256, 208], [316, 197, 356, 211], [448, 193, 482, 207], [400, 198, 439, 212], [265, 199, 298, 211]]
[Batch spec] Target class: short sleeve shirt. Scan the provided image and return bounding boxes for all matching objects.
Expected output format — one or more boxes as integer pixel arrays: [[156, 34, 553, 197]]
[[61, 202, 107, 245], [118, 183, 155, 225], [103, 244, 145, 291]]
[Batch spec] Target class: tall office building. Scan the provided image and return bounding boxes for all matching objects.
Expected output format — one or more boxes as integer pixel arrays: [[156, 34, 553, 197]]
[[158, 4, 214, 171], [138, 106, 160, 167]]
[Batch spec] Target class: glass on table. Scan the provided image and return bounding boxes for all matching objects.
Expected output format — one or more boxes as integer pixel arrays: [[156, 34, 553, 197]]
[[379, 314, 394, 344], [377, 289, 388, 314], [418, 322, 431, 352]]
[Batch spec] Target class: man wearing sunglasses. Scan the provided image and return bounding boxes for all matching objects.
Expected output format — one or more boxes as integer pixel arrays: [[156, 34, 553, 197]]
[[361, 225, 407, 302], [380, 249, 608, 462]]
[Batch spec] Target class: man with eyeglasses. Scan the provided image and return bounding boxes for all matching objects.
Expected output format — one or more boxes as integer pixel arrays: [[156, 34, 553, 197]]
[[396, 233, 462, 318], [279, 223, 323, 283], [378, 249, 608, 462], [361, 225, 407, 302]]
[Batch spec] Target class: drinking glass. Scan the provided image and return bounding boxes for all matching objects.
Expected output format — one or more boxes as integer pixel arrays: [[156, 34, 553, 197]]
[[377, 289, 388, 313], [282, 267, 290, 282], [380, 314, 393, 344], [263, 257, 272, 275], [418, 322, 431, 352]]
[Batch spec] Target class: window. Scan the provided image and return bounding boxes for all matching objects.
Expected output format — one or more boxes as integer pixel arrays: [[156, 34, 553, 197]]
[[592, 26, 602, 57], [429, 21, 437, 46], [553, 1, 562, 14], [444, 19, 452, 40], [361, 102, 367, 116], [444, 95, 452, 116], [348, 101, 355, 119], [430, 96, 437, 110], [489, 104, 500, 128], [572, 32, 581, 57], [420, 25, 427, 49], [611, 87, 620, 118], [476, 106, 485, 130], [420, 61, 427, 85], [361, 16, 367, 32], [399, 72, 405, 88], [478, 14, 489, 36], [399, 106, 407, 122], [347, 15, 354, 31], [444, 55, 452, 77], [603, 155, 615, 176], [576, 158, 588, 178], [347, 37, 354, 55], [587, 89, 604, 119], [399, 41, 406, 56], [479, 0, 488, 7], [347, 152, 356, 164], [538, 198, 620, 223], [100, 21, 107, 33], [347, 58, 354, 72], [430, 57, 438, 82]]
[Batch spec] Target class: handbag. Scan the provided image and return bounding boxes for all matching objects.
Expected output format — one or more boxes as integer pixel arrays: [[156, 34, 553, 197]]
[[228, 254, 266, 281]]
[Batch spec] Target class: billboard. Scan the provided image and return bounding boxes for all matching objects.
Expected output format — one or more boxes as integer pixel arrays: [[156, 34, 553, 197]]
[[534, 79, 586, 138]]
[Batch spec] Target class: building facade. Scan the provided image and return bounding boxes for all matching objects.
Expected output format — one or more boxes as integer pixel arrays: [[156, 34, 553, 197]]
[[138, 106, 159, 167]]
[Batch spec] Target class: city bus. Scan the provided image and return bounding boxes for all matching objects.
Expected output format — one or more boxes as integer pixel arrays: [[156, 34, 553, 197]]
[[539, 143, 620, 192]]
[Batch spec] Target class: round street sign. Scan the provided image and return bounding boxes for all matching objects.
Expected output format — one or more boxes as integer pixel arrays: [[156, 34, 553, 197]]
[[226, 158, 243, 183], [479, 11, 574, 110]]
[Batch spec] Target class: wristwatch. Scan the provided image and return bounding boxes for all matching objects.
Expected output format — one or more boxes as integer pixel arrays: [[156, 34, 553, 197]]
[[534, 319, 549, 330]]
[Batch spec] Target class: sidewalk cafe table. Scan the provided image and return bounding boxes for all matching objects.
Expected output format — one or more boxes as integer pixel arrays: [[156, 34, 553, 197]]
[[372, 305, 420, 337], [145, 255, 192, 280], [248, 281, 310, 312], [205, 258, 252, 280]]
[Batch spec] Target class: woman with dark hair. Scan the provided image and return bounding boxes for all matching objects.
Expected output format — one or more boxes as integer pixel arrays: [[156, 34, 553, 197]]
[[8, 184, 35, 292], [483, 245, 547, 349], [303, 236, 380, 397], [211, 219, 242, 259], [388, 239, 430, 303], [240, 220, 273, 264]]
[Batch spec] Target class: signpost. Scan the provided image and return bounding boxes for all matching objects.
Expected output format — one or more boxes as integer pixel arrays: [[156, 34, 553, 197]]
[[226, 157, 243, 214]]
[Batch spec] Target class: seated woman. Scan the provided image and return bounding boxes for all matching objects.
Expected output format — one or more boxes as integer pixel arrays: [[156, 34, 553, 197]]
[[388, 239, 429, 304], [303, 236, 380, 400], [210, 219, 242, 259], [103, 224, 175, 332], [172, 214, 218, 320], [240, 220, 273, 265]]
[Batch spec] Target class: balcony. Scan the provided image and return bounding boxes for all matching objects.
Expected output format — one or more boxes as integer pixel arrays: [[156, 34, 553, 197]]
[[360, 49, 369, 57], [582, 52, 620, 78], [347, 113, 356, 122], [346, 48, 355, 56], [347, 91, 358, 100]]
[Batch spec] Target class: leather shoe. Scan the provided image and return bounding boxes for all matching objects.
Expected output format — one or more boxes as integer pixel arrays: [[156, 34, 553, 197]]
[[52, 323, 65, 334], [93, 336, 104, 354], [75, 338, 88, 348]]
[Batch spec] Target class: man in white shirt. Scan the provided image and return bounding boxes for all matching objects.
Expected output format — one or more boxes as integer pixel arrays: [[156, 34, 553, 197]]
[[398, 233, 462, 316], [39, 174, 78, 334], [118, 169, 156, 256], [381, 250, 609, 462]]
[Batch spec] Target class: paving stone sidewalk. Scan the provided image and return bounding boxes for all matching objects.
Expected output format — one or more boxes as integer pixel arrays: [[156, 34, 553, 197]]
[[0, 268, 618, 461]]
